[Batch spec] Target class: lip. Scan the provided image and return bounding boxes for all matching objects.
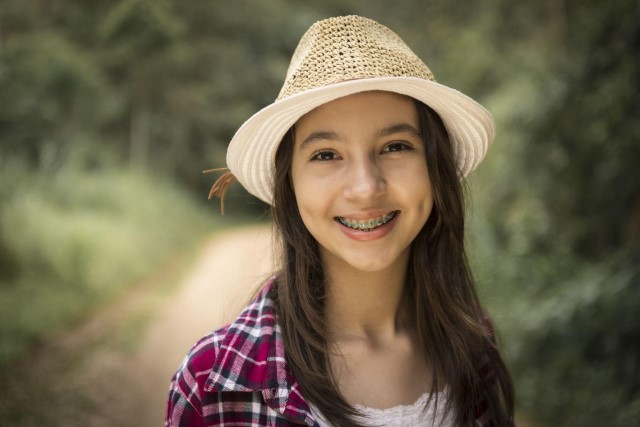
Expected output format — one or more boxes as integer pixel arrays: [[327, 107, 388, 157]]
[[335, 210, 400, 241]]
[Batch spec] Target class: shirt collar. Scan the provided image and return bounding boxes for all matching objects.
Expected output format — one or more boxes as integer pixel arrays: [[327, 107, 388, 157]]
[[203, 278, 315, 425]]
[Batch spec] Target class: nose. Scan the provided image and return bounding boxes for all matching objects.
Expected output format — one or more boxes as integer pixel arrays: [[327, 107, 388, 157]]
[[342, 155, 386, 201]]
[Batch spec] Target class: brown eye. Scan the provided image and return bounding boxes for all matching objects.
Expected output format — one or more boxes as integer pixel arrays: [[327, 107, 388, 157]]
[[383, 141, 413, 153], [311, 150, 340, 161]]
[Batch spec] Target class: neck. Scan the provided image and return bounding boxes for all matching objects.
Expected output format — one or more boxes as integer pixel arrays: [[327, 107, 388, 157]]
[[322, 250, 411, 344]]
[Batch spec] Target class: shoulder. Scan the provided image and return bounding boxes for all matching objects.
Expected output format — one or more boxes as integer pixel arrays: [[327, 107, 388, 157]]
[[165, 277, 301, 426], [167, 278, 276, 404], [165, 325, 230, 426], [175, 325, 229, 393]]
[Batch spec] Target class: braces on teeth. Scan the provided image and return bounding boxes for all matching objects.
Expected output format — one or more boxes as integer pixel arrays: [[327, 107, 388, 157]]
[[338, 211, 397, 231]]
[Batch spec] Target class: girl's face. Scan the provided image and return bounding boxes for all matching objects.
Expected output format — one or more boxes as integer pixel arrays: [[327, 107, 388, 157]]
[[291, 91, 433, 274]]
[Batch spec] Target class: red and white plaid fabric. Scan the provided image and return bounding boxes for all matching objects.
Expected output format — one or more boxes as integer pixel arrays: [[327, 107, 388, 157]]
[[165, 278, 498, 426], [166, 278, 315, 426]]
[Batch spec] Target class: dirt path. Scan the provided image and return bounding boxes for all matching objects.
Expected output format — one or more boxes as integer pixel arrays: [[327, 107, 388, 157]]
[[7, 225, 534, 426], [79, 225, 274, 427]]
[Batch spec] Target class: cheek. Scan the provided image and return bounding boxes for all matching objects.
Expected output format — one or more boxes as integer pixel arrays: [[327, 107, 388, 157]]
[[421, 194, 434, 222], [291, 167, 322, 225], [412, 188, 433, 229], [295, 183, 327, 223], [420, 175, 434, 206], [395, 160, 432, 197], [422, 181, 435, 215], [403, 164, 434, 224]]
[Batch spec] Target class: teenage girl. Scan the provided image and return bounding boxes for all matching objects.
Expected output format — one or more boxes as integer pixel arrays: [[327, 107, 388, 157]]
[[166, 15, 514, 427]]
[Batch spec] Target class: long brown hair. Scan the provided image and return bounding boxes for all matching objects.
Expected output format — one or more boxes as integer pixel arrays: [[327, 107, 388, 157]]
[[271, 98, 514, 426]]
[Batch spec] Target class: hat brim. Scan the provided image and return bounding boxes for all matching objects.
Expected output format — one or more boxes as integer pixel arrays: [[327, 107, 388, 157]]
[[226, 76, 494, 205]]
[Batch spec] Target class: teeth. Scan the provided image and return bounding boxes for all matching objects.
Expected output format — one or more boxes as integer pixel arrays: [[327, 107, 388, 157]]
[[338, 211, 397, 231]]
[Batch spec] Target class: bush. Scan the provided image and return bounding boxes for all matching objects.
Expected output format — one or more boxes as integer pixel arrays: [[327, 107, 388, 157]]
[[0, 165, 213, 367]]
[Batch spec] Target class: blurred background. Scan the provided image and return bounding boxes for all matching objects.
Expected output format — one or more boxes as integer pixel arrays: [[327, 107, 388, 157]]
[[1, 0, 638, 426]]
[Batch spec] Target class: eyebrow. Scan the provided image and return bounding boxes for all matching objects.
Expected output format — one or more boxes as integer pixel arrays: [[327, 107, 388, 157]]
[[298, 123, 421, 150], [299, 131, 341, 150], [376, 123, 422, 139]]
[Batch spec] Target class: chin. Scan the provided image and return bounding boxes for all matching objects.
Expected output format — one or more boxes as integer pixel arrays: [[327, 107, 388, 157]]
[[343, 256, 399, 274]]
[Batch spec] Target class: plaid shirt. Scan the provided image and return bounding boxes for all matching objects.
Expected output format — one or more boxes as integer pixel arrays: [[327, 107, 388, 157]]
[[166, 278, 498, 426]]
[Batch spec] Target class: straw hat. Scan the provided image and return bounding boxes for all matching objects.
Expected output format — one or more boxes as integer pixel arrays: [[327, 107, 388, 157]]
[[218, 15, 494, 206]]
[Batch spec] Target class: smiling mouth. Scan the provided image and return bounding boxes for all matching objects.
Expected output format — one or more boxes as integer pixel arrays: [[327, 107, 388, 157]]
[[336, 211, 398, 232]]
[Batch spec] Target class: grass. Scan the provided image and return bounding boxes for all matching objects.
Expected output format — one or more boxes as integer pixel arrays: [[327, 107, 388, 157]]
[[0, 164, 215, 370], [0, 232, 209, 426]]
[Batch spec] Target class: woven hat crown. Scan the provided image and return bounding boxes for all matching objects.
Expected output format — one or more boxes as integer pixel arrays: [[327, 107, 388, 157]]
[[220, 15, 495, 206], [277, 16, 435, 100]]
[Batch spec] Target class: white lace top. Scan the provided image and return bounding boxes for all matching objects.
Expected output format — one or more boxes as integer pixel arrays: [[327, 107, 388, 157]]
[[308, 389, 455, 427]]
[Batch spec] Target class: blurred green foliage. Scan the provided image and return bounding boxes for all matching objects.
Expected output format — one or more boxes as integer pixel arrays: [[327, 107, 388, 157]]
[[0, 163, 212, 367], [0, 0, 638, 425], [466, 0, 640, 424]]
